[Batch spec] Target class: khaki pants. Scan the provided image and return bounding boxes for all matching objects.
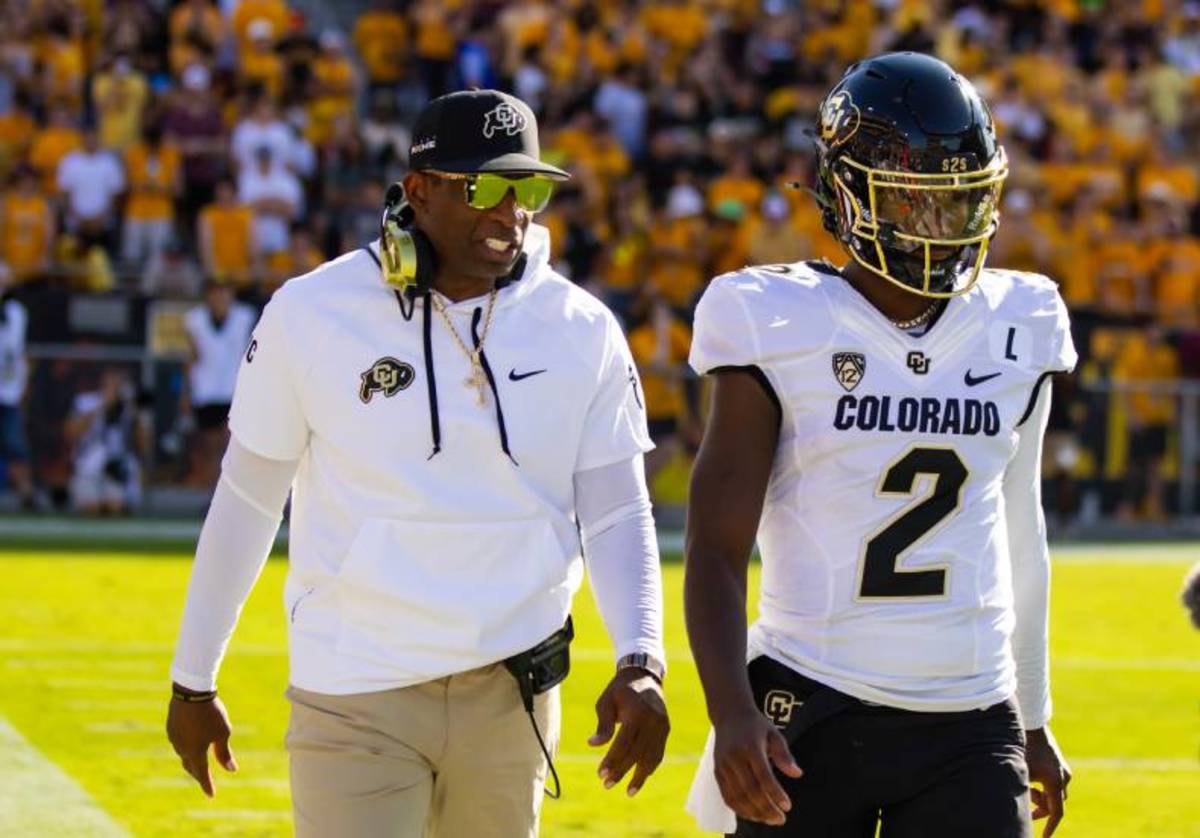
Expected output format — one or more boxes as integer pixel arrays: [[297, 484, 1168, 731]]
[[287, 664, 559, 838]]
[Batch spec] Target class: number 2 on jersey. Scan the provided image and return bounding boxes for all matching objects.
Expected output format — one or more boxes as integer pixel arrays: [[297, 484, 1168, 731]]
[[857, 446, 968, 600]]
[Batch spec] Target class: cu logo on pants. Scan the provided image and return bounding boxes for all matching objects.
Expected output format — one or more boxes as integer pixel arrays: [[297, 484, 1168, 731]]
[[763, 690, 799, 727]]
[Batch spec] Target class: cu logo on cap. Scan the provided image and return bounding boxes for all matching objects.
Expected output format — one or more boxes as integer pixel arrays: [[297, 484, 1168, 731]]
[[482, 102, 527, 138]]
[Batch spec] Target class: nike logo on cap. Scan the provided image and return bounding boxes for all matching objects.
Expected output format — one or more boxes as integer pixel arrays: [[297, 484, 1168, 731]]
[[964, 369, 1002, 386], [509, 368, 547, 381]]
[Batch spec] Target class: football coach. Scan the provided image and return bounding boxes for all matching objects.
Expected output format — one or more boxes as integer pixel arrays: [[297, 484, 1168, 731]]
[[166, 89, 669, 837]]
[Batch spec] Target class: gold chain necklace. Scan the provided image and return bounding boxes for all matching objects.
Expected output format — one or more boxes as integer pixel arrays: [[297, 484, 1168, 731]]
[[889, 301, 940, 330], [431, 287, 498, 407]]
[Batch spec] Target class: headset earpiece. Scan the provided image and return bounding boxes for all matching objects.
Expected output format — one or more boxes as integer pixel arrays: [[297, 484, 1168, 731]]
[[380, 181, 437, 295]]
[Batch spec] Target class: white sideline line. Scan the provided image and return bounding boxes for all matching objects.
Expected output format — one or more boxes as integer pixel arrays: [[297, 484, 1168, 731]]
[[556, 751, 700, 766], [85, 721, 171, 735], [48, 678, 168, 691], [10, 640, 1200, 675], [185, 809, 291, 820], [155, 751, 1198, 774], [67, 699, 166, 712], [1073, 758, 1200, 773], [0, 715, 128, 836], [85, 721, 259, 736], [132, 751, 1200, 774], [1058, 656, 1200, 672], [553, 754, 1200, 773], [0, 638, 284, 655], [571, 647, 694, 665], [6, 658, 158, 671], [145, 776, 291, 790], [117, 747, 282, 761], [1050, 544, 1198, 564], [1051, 554, 1195, 565]]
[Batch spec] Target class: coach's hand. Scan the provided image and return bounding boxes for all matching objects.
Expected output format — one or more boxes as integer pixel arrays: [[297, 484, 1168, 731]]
[[589, 669, 669, 797], [166, 689, 238, 798], [1026, 726, 1071, 837], [712, 707, 802, 827]]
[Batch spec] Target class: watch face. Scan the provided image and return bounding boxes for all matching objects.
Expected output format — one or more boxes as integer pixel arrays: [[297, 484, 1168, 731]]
[[618, 653, 664, 681]]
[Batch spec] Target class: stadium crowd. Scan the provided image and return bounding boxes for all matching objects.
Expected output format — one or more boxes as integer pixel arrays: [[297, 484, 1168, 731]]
[[0, 0, 1198, 519]]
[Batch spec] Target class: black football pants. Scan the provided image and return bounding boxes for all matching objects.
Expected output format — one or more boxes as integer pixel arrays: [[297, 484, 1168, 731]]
[[732, 656, 1031, 838]]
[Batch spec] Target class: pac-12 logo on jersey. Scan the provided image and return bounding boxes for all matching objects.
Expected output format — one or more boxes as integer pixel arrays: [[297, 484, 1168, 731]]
[[763, 690, 800, 727], [832, 352, 866, 391], [359, 357, 415, 404]]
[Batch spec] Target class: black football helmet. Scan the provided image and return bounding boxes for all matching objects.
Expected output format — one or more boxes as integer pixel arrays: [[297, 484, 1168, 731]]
[[813, 52, 1008, 297]]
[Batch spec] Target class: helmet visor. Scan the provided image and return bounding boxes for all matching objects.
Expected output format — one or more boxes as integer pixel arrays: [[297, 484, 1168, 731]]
[[874, 180, 1000, 246], [870, 165, 1005, 251]]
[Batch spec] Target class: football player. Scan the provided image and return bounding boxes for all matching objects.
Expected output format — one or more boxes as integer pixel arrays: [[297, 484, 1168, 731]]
[[684, 53, 1074, 837]]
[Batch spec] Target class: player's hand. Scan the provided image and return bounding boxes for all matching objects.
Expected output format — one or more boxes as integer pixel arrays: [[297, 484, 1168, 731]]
[[1026, 726, 1071, 837], [589, 668, 669, 797], [712, 707, 802, 826], [166, 691, 238, 798]]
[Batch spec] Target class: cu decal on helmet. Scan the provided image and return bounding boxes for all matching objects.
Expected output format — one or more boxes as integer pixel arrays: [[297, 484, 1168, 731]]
[[819, 91, 861, 149]]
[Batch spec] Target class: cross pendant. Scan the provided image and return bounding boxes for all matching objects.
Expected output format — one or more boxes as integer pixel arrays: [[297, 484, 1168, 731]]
[[465, 363, 488, 407]]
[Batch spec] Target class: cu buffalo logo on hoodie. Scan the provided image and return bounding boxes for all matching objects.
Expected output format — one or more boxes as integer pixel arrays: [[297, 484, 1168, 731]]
[[360, 357, 415, 404]]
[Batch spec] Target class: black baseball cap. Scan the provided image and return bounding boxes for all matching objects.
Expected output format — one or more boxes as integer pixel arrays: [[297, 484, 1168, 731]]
[[409, 89, 570, 180]]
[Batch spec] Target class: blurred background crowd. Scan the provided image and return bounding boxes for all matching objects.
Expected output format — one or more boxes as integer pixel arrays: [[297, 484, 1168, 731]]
[[0, 0, 1197, 525]]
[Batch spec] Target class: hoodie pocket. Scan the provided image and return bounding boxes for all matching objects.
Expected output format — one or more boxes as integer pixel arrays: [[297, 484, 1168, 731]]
[[333, 516, 569, 672]]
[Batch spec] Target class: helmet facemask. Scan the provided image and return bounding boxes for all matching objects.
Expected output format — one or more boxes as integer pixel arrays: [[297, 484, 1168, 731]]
[[824, 147, 1007, 297]]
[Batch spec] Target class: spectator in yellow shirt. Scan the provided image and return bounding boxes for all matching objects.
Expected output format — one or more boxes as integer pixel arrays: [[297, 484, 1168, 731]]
[[353, 0, 408, 88], [988, 190, 1052, 275], [92, 54, 150, 152], [1113, 328, 1180, 521], [197, 180, 257, 286], [648, 187, 706, 314], [169, 0, 226, 67], [706, 199, 752, 278], [0, 96, 36, 182], [232, 0, 290, 54], [748, 191, 805, 267], [239, 18, 285, 101], [707, 153, 763, 213], [38, 18, 86, 112], [308, 31, 358, 146], [28, 106, 82, 193], [412, 0, 460, 94], [122, 125, 182, 273], [264, 223, 324, 296], [0, 166, 55, 283], [639, 0, 708, 61], [626, 290, 693, 497], [55, 233, 116, 292]]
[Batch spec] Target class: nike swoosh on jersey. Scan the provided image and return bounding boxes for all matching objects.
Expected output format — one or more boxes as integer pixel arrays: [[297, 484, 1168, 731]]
[[963, 370, 1002, 386], [508, 368, 547, 381]]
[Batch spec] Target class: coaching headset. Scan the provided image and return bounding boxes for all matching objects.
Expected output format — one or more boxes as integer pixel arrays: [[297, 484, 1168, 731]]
[[379, 181, 437, 296]]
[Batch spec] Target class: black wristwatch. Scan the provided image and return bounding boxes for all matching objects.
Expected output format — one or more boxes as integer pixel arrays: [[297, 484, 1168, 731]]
[[616, 653, 665, 684]]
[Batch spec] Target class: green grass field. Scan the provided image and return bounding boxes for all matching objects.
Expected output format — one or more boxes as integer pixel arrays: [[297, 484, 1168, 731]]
[[1, 546, 1198, 837]]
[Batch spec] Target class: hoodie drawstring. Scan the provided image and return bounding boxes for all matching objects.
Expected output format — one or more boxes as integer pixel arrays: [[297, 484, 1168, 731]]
[[366, 245, 517, 463], [419, 290, 443, 459], [471, 306, 517, 465]]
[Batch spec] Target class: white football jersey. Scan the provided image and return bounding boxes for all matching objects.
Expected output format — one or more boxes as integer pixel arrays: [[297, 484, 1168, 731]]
[[689, 261, 1077, 713]]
